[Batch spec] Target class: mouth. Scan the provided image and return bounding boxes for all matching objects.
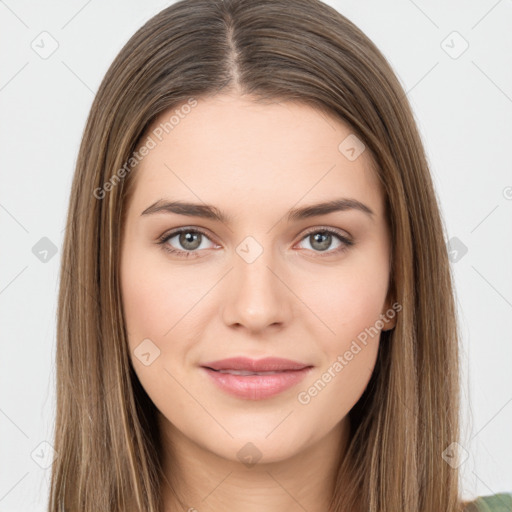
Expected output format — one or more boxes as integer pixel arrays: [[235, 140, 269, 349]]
[[201, 356, 311, 372], [205, 368, 302, 376], [200, 359, 313, 400]]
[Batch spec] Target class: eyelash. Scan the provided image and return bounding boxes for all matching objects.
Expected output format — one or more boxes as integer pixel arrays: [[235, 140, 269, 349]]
[[156, 226, 354, 259]]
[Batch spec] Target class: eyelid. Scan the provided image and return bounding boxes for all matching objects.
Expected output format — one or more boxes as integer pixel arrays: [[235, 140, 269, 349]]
[[157, 225, 354, 257], [157, 226, 218, 248], [298, 225, 352, 242], [294, 226, 354, 257]]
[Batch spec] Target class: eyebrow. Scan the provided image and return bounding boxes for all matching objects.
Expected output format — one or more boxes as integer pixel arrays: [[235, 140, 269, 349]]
[[140, 198, 375, 223]]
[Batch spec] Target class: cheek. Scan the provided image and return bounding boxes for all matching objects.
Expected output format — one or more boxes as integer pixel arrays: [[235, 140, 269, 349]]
[[293, 247, 388, 411], [120, 248, 202, 344], [301, 251, 390, 343], [295, 267, 386, 422], [120, 250, 198, 413], [120, 247, 214, 405]]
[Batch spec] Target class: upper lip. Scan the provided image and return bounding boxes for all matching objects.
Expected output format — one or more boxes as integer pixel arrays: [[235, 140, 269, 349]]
[[201, 357, 311, 372]]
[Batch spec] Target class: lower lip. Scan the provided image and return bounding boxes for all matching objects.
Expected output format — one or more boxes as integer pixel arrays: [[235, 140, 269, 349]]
[[201, 367, 313, 400]]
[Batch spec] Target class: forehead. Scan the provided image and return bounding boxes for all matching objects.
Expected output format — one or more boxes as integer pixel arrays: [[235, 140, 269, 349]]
[[128, 94, 384, 217]]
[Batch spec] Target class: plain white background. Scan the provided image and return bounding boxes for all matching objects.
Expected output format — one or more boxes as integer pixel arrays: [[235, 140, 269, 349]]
[[1, 1, 511, 510]]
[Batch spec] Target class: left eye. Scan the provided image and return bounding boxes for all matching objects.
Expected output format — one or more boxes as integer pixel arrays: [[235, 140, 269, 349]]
[[157, 227, 353, 258], [295, 228, 353, 255]]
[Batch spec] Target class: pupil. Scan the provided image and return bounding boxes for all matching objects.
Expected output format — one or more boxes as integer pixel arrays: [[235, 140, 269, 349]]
[[312, 232, 330, 251], [176, 231, 333, 252], [180, 232, 200, 250]]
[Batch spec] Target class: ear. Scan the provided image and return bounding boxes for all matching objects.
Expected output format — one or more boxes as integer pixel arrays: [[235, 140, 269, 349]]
[[381, 293, 398, 331]]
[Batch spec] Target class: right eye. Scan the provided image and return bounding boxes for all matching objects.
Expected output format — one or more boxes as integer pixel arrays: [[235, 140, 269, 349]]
[[157, 227, 218, 258]]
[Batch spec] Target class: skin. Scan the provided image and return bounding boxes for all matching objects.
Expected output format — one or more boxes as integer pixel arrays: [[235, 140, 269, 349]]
[[120, 93, 396, 512]]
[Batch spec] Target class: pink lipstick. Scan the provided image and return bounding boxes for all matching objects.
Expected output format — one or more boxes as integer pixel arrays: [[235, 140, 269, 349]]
[[200, 357, 313, 400]]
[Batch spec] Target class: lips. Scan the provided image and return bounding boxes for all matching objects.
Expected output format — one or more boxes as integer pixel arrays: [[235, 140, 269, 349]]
[[200, 357, 313, 400], [201, 356, 310, 373]]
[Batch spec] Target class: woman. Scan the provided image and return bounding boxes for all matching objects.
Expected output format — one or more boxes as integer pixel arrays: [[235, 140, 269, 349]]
[[48, 0, 512, 511]]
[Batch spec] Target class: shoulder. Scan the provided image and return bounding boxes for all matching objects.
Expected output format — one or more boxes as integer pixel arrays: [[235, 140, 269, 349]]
[[463, 492, 512, 512]]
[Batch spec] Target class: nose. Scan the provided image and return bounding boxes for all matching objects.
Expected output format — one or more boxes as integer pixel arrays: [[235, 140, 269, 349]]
[[221, 244, 293, 333]]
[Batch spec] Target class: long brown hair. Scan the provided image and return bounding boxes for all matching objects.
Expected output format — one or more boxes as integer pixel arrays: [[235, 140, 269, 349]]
[[49, 0, 468, 510]]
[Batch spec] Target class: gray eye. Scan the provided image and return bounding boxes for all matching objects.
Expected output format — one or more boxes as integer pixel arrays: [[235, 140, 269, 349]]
[[165, 230, 215, 252], [178, 231, 202, 250], [299, 231, 344, 252], [309, 232, 333, 251]]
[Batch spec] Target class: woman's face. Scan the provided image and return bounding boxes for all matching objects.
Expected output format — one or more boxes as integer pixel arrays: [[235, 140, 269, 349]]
[[120, 93, 395, 464]]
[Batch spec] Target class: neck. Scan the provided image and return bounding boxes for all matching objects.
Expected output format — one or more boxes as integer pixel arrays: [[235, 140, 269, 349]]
[[158, 414, 351, 512]]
